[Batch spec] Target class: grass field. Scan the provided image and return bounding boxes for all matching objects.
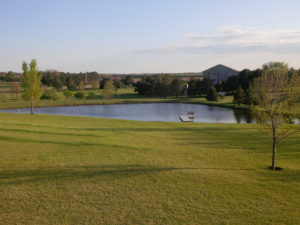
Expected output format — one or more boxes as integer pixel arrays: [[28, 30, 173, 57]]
[[0, 113, 299, 224]]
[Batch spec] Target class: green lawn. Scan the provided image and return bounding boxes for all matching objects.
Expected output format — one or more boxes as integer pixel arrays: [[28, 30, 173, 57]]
[[0, 113, 299, 224], [0, 84, 250, 111]]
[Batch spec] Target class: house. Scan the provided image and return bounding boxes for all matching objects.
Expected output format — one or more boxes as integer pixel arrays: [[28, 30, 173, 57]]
[[202, 64, 239, 84]]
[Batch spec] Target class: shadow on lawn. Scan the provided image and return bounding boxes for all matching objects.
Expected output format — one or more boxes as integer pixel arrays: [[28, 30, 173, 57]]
[[0, 165, 264, 186], [0, 134, 149, 151], [0, 165, 178, 185]]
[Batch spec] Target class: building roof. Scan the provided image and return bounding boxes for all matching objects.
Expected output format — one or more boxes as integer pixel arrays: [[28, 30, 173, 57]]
[[202, 64, 239, 73]]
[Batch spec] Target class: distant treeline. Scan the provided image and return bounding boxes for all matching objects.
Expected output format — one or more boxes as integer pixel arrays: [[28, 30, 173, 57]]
[[0, 70, 202, 83], [1, 67, 300, 102], [133, 70, 264, 97], [134, 67, 300, 103], [134, 75, 186, 97]]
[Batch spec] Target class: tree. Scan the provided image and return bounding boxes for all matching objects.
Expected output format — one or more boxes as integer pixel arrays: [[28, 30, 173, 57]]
[[22, 59, 43, 114], [53, 76, 63, 90], [244, 87, 256, 106], [5, 71, 15, 82], [74, 91, 86, 99], [99, 78, 111, 89], [78, 80, 85, 91], [154, 75, 173, 97], [121, 75, 133, 86], [251, 62, 300, 171], [63, 90, 73, 98], [113, 79, 123, 94], [41, 89, 59, 101], [224, 75, 239, 92], [206, 86, 219, 101], [170, 78, 184, 98], [233, 85, 245, 106], [102, 80, 114, 100], [91, 80, 99, 89], [66, 76, 76, 90]]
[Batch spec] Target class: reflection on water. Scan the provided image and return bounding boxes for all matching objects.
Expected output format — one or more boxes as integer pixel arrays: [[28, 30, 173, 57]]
[[233, 109, 255, 124], [0, 103, 256, 124]]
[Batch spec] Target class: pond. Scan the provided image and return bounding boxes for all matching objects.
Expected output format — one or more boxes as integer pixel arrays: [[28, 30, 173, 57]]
[[0, 103, 255, 123]]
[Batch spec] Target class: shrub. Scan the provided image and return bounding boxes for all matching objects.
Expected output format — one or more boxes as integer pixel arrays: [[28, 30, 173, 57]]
[[206, 86, 219, 101], [41, 89, 60, 101], [86, 92, 97, 99], [63, 90, 73, 98], [74, 91, 86, 99]]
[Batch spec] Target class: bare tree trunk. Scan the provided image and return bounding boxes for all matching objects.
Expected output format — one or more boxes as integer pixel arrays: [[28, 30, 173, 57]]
[[31, 97, 34, 115], [272, 141, 276, 171], [272, 124, 276, 171]]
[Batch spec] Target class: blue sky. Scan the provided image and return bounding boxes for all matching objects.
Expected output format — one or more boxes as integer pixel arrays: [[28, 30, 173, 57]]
[[1, 0, 300, 73]]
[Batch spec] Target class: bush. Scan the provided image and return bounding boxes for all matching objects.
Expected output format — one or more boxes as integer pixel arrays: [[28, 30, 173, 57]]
[[41, 89, 60, 101], [206, 86, 219, 101], [86, 92, 97, 99], [63, 90, 73, 98], [74, 91, 86, 99]]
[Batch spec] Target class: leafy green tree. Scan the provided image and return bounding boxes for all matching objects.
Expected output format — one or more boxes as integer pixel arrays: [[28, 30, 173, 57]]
[[53, 76, 63, 90], [224, 75, 239, 92], [66, 76, 76, 90], [5, 71, 15, 82], [154, 75, 173, 97], [121, 75, 133, 86], [22, 59, 43, 114], [78, 80, 85, 91], [251, 62, 300, 171], [99, 78, 111, 89], [134, 76, 155, 95], [102, 80, 114, 100], [113, 79, 123, 94], [91, 80, 99, 89], [63, 90, 73, 98], [74, 91, 86, 99], [233, 85, 245, 106], [41, 89, 59, 101], [170, 78, 184, 98], [244, 87, 256, 106], [206, 86, 219, 101]]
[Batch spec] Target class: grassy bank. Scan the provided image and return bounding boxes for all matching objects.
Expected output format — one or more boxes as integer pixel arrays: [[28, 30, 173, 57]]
[[0, 113, 299, 224], [0, 85, 250, 110]]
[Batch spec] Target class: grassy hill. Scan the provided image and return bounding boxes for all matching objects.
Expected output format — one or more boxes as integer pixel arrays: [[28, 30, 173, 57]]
[[0, 113, 299, 224]]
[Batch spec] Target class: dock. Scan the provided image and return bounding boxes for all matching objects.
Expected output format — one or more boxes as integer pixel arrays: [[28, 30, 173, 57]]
[[179, 112, 195, 122], [179, 115, 193, 122]]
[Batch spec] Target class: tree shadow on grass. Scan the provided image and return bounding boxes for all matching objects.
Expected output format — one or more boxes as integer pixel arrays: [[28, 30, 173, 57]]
[[0, 165, 265, 186], [256, 169, 300, 183], [0, 165, 178, 186], [0, 134, 149, 151]]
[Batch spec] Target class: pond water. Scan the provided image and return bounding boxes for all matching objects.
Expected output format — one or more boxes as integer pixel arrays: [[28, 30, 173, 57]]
[[0, 103, 255, 123]]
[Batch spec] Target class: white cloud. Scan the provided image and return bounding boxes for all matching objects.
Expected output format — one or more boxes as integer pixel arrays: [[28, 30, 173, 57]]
[[134, 25, 300, 54]]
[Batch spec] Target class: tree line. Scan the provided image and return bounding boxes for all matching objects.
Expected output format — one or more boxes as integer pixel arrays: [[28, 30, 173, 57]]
[[134, 75, 185, 97]]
